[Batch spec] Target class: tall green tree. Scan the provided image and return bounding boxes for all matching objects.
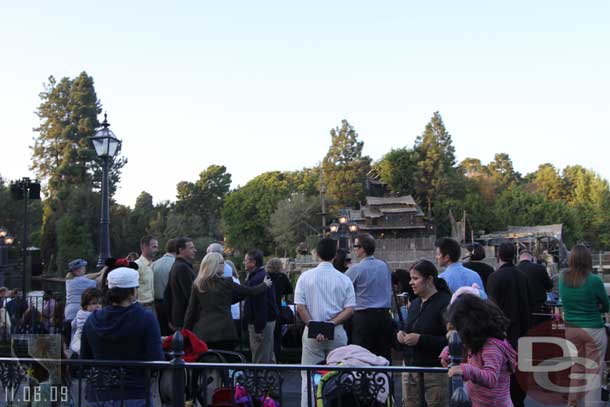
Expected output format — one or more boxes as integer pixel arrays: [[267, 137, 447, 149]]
[[321, 120, 371, 210], [413, 112, 457, 216], [31, 72, 125, 273]]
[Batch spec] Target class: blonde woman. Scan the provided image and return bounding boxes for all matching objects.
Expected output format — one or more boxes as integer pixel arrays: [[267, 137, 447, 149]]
[[184, 253, 272, 350]]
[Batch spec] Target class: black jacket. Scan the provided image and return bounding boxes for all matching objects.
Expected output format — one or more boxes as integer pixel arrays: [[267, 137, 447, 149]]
[[518, 260, 553, 307], [402, 290, 450, 367], [243, 267, 278, 333], [164, 257, 196, 329], [463, 261, 495, 290], [487, 263, 532, 348]]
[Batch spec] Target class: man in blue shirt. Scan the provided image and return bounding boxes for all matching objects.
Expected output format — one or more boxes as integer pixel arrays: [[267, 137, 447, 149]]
[[346, 233, 393, 361], [436, 238, 485, 294]]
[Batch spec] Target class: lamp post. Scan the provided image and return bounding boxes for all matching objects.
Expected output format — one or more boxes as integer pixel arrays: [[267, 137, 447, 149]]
[[0, 227, 15, 287], [10, 178, 41, 295], [329, 210, 359, 251], [90, 113, 122, 268]]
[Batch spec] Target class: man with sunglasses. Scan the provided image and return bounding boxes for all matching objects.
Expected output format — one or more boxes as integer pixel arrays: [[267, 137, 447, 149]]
[[346, 233, 394, 361]]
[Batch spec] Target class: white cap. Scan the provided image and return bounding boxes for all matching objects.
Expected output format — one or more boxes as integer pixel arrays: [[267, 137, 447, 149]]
[[107, 267, 139, 289]]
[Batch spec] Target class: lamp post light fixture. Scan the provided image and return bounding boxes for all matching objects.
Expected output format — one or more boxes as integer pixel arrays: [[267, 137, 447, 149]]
[[0, 227, 15, 287], [90, 113, 122, 268], [330, 210, 359, 251]]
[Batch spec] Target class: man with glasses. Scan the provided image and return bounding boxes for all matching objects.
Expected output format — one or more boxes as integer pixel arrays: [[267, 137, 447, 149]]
[[346, 233, 394, 361]]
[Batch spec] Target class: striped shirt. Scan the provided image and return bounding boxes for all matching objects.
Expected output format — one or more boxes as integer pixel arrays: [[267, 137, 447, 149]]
[[294, 262, 356, 322], [461, 338, 517, 407]]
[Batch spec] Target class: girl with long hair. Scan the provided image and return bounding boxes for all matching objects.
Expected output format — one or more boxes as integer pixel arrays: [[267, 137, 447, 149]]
[[184, 253, 272, 350], [442, 294, 516, 407], [560, 244, 610, 406], [396, 259, 451, 407]]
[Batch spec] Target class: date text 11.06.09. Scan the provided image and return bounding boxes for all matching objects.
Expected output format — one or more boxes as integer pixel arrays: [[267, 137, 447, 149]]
[[4, 385, 70, 404]]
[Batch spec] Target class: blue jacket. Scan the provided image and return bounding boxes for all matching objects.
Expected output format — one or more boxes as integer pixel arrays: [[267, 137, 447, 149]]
[[243, 267, 278, 333], [81, 302, 164, 401]]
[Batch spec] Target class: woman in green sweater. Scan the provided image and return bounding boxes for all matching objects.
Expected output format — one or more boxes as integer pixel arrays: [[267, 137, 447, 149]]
[[559, 244, 609, 406]]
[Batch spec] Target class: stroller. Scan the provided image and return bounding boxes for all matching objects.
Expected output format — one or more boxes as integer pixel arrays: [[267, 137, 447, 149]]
[[159, 329, 247, 406], [313, 345, 394, 407]]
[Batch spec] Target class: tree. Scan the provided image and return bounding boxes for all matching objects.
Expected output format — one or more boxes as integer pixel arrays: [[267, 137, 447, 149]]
[[31, 72, 125, 272], [270, 193, 321, 256], [529, 163, 566, 201], [376, 147, 417, 195], [321, 120, 371, 210], [561, 165, 610, 248], [459, 158, 485, 178], [222, 171, 299, 255], [493, 185, 579, 247], [413, 112, 457, 216], [487, 153, 520, 191], [174, 165, 232, 240]]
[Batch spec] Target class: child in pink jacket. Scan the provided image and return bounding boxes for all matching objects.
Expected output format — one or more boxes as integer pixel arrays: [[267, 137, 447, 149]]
[[440, 294, 517, 407]]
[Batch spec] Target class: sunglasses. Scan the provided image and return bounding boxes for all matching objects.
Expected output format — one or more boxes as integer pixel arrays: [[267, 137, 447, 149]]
[[353, 245, 362, 249]]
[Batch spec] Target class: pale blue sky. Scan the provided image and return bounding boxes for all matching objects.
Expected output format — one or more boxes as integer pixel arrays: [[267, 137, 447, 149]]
[[1, 1, 608, 207]]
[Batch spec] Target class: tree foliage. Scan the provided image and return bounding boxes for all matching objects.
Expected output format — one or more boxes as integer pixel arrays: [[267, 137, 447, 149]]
[[413, 112, 457, 216], [321, 120, 371, 210], [30, 72, 127, 272], [270, 193, 321, 256], [222, 171, 297, 255], [376, 147, 417, 196]]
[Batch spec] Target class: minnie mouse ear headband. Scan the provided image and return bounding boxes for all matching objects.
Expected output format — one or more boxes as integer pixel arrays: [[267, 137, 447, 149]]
[[105, 257, 139, 271], [450, 283, 487, 304]]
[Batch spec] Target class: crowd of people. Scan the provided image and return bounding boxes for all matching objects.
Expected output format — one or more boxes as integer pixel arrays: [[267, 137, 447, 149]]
[[0, 232, 607, 407]]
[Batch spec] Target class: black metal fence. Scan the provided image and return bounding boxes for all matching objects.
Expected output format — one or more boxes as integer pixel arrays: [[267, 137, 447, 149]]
[[0, 331, 471, 407]]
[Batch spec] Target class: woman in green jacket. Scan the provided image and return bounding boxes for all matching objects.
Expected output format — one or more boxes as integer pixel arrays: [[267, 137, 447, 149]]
[[559, 244, 610, 406]]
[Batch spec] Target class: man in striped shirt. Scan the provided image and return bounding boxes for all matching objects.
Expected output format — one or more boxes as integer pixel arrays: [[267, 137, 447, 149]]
[[295, 238, 356, 407]]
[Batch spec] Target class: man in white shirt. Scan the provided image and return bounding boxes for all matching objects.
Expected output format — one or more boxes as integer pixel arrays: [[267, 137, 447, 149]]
[[135, 235, 158, 314], [294, 238, 356, 407]]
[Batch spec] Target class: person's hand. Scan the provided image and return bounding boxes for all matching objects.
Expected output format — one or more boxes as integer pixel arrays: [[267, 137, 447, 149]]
[[403, 333, 420, 346], [440, 358, 449, 368], [316, 333, 327, 342], [397, 330, 408, 344], [263, 276, 272, 287], [448, 366, 463, 377]]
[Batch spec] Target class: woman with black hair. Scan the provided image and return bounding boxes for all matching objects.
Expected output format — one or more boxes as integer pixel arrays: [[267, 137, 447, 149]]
[[442, 294, 516, 407], [396, 260, 451, 407], [81, 267, 163, 406]]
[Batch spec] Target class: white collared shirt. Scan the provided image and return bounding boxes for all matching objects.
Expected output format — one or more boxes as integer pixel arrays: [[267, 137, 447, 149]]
[[294, 262, 356, 322]]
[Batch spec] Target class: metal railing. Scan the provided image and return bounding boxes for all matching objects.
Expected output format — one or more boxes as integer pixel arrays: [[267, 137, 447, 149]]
[[0, 330, 471, 407]]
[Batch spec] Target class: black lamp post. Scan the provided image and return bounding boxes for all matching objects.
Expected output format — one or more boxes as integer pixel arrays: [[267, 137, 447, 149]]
[[329, 210, 359, 251], [0, 227, 15, 287], [90, 113, 122, 268], [10, 178, 41, 295]]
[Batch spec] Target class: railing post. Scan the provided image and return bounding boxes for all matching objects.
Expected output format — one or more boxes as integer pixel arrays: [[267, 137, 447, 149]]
[[448, 330, 471, 407], [170, 328, 185, 407]]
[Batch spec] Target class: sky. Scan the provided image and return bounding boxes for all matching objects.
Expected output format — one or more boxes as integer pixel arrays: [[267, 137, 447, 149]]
[[0, 1, 608, 207]]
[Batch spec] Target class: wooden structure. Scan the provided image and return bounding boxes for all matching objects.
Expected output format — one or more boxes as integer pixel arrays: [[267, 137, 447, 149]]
[[346, 196, 433, 239]]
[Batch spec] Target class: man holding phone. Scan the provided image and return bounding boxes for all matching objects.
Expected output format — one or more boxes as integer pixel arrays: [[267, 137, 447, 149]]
[[294, 238, 356, 407]]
